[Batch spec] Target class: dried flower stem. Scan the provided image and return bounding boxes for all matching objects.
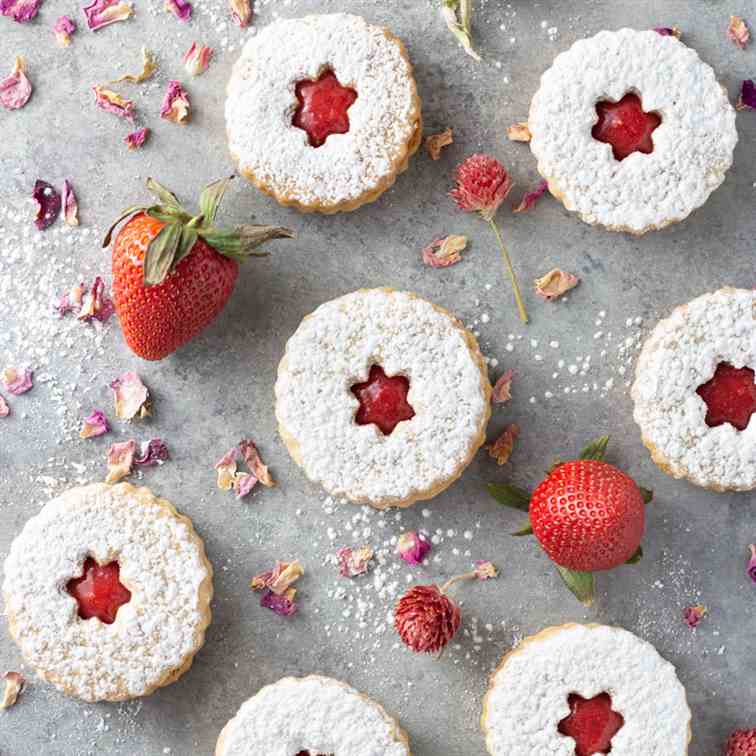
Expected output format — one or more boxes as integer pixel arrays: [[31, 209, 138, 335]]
[[489, 218, 528, 323], [440, 570, 478, 593]]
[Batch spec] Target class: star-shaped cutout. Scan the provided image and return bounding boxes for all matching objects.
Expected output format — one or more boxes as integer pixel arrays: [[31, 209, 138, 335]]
[[292, 69, 357, 148], [67, 557, 132, 625], [557, 693, 624, 756], [592, 93, 661, 161], [696, 362, 756, 431], [351, 364, 415, 435]]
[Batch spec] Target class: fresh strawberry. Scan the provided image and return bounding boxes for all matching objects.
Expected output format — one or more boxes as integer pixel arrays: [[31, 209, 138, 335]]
[[104, 177, 293, 360], [726, 729, 756, 756]]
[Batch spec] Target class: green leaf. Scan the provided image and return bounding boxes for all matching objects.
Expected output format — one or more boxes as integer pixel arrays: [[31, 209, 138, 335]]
[[199, 176, 234, 225], [146, 178, 183, 212], [198, 224, 294, 262], [511, 522, 533, 537], [639, 486, 653, 504], [146, 205, 191, 225], [554, 565, 595, 606], [579, 435, 609, 461], [101, 204, 145, 248], [144, 222, 181, 286], [487, 482, 531, 512], [625, 545, 643, 565]]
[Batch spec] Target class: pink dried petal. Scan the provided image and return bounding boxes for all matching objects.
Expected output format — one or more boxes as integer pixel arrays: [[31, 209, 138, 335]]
[[747, 545, 756, 583], [506, 122, 531, 142], [422, 235, 467, 268], [83, 0, 133, 30], [728, 16, 750, 49], [239, 439, 275, 487], [183, 42, 213, 76], [654, 26, 681, 38], [62, 180, 79, 226], [251, 560, 303, 595], [215, 447, 238, 490], [0, 56, 32, 110], [683, 604, 707, 628], [260, 589, 296, 616], [105, 439, 136, 483], [110, 371, 149, 420], [737, 80, 756, 110], [1, 672, 24, 709], [160, 80, 190, 125], [164, 0, 191, 20], [233, 472, 257, 498], [124, 127, 149, 150], [80, 409, 110, 439], [424, 127, 453, 160], [33, 180, 60, 230], [474, 560, 498, 580], [54, 282, 85, 317], [450, 154, 513, 222], [1, 368, 33, 395], [229, 0, 251, 27], [396, 531, 432, 565], [513, 179, 548, 213], [491, 369, 513, 404], [53, 16, 77, 46], [93, 85, 135, 121], [534, 268, 579, 301], [134, 438, 169, 466], [0, 395, 9, 417], [488, 423, 519, 465], [1, 0, 40, 22], [78, 277, 114, 323], [337, 546, 374, 577]]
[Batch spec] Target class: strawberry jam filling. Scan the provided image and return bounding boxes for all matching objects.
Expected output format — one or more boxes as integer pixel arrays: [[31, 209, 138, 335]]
[[351, 364, 415, 435], [66, 557, 132, 624], [592, 93, 661, 161], [558, 693, 624, 756], [292, 70, 357, 148], [696, 362, 756, 431]]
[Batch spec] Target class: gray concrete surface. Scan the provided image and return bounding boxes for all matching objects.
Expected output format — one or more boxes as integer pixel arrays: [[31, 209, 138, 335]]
[[1, 1, 754, 754]]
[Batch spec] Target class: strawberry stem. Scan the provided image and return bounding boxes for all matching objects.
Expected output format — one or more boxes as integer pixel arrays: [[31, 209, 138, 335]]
[[489, 218, 528, 323]]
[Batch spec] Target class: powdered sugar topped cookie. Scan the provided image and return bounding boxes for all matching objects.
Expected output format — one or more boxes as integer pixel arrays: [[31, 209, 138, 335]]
[[215, 675, 411, 755], [2, 482, 213, 701], [226, 13, 422, 214], [275, 289, 491, 508], [482, 624, 691, 755], [632, 288, 755, 492], [528, 29, 737, 234]]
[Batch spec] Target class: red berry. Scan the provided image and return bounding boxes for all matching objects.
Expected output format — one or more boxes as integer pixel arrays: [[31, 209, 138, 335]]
[[293, 70, 357, 148], [726, 728, 756, 756], [557, 693, 624, 756], [112, 213, 239, 361], [66, 557, 131, 625], [592, 93, 661, 161], [351, 365, 415, 435], [696, 362, 756, 432], [529, 459, 645, 572], [394, 584, 460, 654]]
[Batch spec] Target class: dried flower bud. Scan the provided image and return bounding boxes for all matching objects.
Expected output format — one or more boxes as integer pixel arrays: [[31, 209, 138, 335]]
[[396, 531, 432, 565], [683, 604, 707, 628], [450, 154, 512, 222], [394, 584, 460, 654]]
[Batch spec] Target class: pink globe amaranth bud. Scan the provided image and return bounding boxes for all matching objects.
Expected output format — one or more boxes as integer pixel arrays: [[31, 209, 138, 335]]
[[394, 584, 461, 654]]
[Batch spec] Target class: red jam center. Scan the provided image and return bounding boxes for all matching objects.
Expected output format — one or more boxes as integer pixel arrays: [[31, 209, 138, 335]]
[[558, 693, 624, 756], [292, 70, 357, 148], [696, 362, 756, 431], [351, 364, 415, 435], [66, 557, 132, 625], [592, 93, 661, 161]]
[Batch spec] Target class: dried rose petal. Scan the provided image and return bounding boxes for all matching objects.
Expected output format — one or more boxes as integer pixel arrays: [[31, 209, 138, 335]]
[[260, 589, 297, 616], [165, 0, 191, 20], [728, 16, 750, 49], [215, 447, 238, 490], [0, 395, 9, 417], [54, 282, 85, 317], [93, 85, 135, 121], [0, 56, 32, 110], [233, 472, 257, 498], [337, 546, 374, 577], [251, 560, 303, 595], [396, 531, 432, 566], [33, 180, 60, 230], [160, 80, 190, 125], [134, 438, 169, 466], [748, 545, 756, 583], [534, 268, 579, 300], [507, 122, 531, 142], [78, 277, 114, 323], [229, 0, 251, 27], [654, 26, 681, 38], [513, 180, 549, 213], [1, 368, 33, 395], [489, 423, 519, 465], [1, 672, 24, 709], [80, 409, 110, 439], [83, 0, 133, 30], [53, 16, 77, 46], [183, 42, 213, 76], [111, 47, 157, 85], [422, 235, 467, 268], [491, 369, 513, 404], [474, 560, 498, 580], [124, 127, 149, 150], [239, 439, 275, 487], [0, 0, 40, 22], [424, 127, 453, 160], [62, 180, 79, 226], [105, 440, 136, 483], [737, 80, 756, 110], [110, 371, 150, 420], [683, 604, 707, 628]]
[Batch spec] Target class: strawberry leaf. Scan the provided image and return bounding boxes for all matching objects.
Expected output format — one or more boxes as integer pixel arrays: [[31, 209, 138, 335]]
[[625, 545, 643, 565], [146, 177, 184, 212], [102, 205, 146, 248], [579, 435, 609, 461], [199, 224, 294, 262], [639, 486, 653, 504], [555, 565, 594, 606], [144, 222, 181, 286], [199, 175, 234, 224], [487, 482, 531, 512], [174, 226, 198, 267], [511, 522, 533, 536]]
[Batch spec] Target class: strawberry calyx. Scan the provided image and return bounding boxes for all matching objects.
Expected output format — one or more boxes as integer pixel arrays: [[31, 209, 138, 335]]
[[102, 176, 294, 286]]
